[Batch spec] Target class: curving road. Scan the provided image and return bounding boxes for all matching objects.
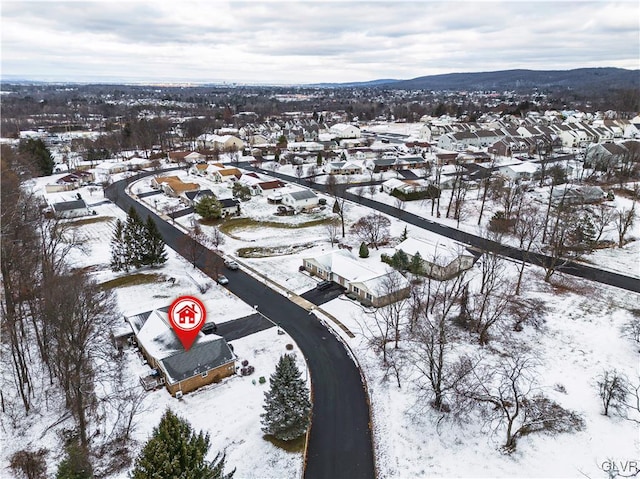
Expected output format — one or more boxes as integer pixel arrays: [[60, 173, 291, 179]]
[[242, 163, 640, 294], [105, 173, 376, 479]]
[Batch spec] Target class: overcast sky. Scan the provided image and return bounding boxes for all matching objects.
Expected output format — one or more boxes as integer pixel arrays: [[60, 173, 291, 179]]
[[2, 1, 638, 84]]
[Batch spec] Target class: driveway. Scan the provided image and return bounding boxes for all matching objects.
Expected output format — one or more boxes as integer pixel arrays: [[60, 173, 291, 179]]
[[215, 312, 275, 342], [301, 283, 347, 306], [105, 173, 376, 479]]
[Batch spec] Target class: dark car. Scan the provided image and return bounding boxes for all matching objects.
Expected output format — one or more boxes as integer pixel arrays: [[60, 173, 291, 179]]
[[201, 322, 218, 334], [316, 280, 333, 291]]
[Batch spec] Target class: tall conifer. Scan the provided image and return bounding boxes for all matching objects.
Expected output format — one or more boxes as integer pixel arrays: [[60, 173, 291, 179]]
[[261, 354, 311, 441]]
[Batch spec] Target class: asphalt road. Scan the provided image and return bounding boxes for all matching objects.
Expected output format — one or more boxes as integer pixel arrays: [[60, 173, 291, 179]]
[[106, 174, 376, 479], [242, 163, 640, 294]]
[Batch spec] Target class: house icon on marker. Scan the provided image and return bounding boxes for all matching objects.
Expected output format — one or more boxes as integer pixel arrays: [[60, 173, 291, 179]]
[[176, 303, 197, 324]]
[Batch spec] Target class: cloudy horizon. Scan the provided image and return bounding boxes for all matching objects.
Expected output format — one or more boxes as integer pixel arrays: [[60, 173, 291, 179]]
[[2, 1, 639, 85]]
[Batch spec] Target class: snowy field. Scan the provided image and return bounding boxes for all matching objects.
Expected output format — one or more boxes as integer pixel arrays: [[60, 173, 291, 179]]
[[4, 167, 639, 479]]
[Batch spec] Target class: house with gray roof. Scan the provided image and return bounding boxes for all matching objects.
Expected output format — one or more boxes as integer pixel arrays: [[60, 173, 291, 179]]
[[281, 188, 319, 211], [126, 306, 236, 397], [51, 199, 91, 218]]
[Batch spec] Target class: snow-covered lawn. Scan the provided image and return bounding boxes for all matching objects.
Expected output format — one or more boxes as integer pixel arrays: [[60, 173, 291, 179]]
[[6, 168, 638, 479]]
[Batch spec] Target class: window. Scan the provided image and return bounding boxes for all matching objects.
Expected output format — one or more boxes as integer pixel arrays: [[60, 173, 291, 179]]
[[352, 286, 360, 294], [366, 293, 372, 300], [201, 371, 208, 378]]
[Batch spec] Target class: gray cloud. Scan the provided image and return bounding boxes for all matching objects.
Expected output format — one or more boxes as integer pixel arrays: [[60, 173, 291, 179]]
[[1, 0, 638, 84]]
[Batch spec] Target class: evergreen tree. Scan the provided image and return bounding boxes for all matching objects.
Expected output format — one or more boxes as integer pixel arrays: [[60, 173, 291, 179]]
[[400, 226, 408, 241], [124, 207, 146, 268], [359, 242, 369, 258], [316, 152, 323, 167], [261, 354, 311, 442], [19, 138, 55, 176], [392, 249, 410, 271], [232, 182, 251, 201], [110, 218, 129, 272], [195, 196, 223, 221], [142, 216, 167, 267], [409, 251, 424, 275], [56, 441, 92, 479], [130, 409, 234, 479]]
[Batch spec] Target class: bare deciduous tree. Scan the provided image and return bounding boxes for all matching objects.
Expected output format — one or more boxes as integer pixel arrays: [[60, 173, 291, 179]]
[[350, 213, 391, 250], [597, 369, 628, 417], [47, 271, 119, 450], [614, 206, 636, 248], [360, 272, 408, 367], [411, 272, 469, 411], [325, 219, 340, 248], [455, 354, 583, 452]]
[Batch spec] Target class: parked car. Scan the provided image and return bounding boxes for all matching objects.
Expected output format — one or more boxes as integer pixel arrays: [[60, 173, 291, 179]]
[[201, 322, 218, 334], [217, 274, 229, 285], [225, 260, 239, 270], [316, 280, 333, 291]]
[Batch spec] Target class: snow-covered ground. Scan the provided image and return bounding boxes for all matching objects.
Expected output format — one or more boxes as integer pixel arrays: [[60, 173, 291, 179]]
[[4, 167, 639, 479]]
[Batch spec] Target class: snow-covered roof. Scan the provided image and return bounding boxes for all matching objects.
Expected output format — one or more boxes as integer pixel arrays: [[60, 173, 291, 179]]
[[126, 307, 235, 385], [395, 236, 470, 266]]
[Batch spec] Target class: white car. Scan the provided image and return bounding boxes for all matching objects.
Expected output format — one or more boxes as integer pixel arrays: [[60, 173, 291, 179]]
[[217, 274, 229, 285]]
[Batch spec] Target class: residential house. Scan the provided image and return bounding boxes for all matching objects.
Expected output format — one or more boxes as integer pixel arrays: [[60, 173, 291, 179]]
[[51, 199, 91, 219], [185, 152, 206, 164], [382, 178, 432, 195], [498, 161, 539, 181], [95, 161, 128, 176], [125, 307, 236, 396], [301, 250, 410, 307], [152, 175, 200, 197], [182, 189, 215, 207], [280, 187, 319, 211], [188, 163, 210, 176], [329, 123, 361, 139], [326, 161, 363, 175], [219, 198, 241, 217], [197, 134, 244, 151], [45, 171, 95, 193], [551, 185, 606, 206], [211, 167, 242, 183], [395, 236, 476, 280], [585, 142, 629, 170]]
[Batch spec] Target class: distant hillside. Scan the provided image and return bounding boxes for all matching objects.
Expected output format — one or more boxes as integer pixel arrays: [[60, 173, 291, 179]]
[[311, 78, 400, 88], [382, 68, 639, 92]]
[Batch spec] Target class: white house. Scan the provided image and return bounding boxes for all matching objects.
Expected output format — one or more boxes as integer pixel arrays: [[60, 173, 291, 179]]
[[51, 199, 92, 219], [302, 249, 410, 307], [395, 236, 476, 280], [280, 187, 319, 211], [499, 161, 539, 181], [197, 134, 244, 151], [329, 123, 361, 139]]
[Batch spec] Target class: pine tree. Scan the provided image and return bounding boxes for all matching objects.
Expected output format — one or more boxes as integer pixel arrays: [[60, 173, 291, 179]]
[[142, 216, 167, 267], [359, 242, 369, 258], [400, 225, 408, 241], [130, 409, 234, 479], [392, 249, 409, 271], [110, 219, 129, 272], [124, 207, 146, 268], [261, 354, 311, 442], [56, 441, 92, 479], [409, 251, 423, 275], [194, 196, 223, 221], [316, 151, 323, 167]]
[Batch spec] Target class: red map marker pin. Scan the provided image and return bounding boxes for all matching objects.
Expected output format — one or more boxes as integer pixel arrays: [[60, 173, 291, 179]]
[[168, 296, 207, 351]]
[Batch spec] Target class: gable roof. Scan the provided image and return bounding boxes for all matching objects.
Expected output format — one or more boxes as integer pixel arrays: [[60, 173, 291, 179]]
[[287, 189, 318, 201], [395, 236, 471, 267], [126, 307, 235, 385], [52, 199, 87, 212], [184, 189, 214, 201]]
